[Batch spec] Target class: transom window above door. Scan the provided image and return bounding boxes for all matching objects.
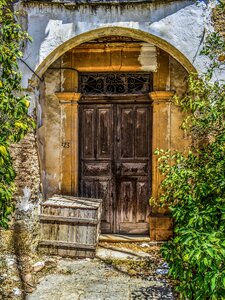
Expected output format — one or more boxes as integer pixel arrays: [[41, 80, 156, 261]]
[[79, 72, 153, 95]]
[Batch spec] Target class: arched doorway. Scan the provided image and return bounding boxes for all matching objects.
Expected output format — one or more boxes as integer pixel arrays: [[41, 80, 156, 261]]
[[64, 35, 156, 234], [37, 28, 194, 238]]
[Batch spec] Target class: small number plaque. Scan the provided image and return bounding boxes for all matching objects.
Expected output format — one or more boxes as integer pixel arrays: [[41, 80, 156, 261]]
[[62, 141, 70, 148]]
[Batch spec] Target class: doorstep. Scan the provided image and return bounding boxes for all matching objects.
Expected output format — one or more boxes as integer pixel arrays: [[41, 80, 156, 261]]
[[99, 234, 151, 243]]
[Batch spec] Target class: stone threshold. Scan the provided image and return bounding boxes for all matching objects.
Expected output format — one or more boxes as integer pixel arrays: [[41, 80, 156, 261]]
[[99, 234, 151, 243]]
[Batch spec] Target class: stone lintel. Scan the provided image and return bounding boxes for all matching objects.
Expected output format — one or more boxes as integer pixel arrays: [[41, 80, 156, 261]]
[[55, 92, 81, 103]]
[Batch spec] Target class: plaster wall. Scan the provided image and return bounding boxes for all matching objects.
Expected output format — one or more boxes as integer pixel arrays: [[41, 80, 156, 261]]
[[17, 0, 214, 88], [39, 60, 62, 197], [11, 131, 40, 214]]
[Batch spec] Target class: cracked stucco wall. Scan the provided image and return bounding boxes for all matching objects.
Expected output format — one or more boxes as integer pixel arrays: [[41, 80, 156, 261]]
[[16, 0, 218, 87]]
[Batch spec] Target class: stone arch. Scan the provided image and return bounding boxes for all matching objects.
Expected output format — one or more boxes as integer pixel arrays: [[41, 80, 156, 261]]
[[33, 26, 196, 84], [37, 26, 194, 238]]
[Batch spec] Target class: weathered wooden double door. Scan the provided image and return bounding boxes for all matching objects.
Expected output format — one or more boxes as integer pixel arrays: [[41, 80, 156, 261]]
[[79, 96, 151, 234]]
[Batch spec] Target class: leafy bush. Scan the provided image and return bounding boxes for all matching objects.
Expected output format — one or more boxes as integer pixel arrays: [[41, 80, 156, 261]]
[[155, 71, 225, 298], [162, 230, 225, 300], [0, 0, 33, 227]]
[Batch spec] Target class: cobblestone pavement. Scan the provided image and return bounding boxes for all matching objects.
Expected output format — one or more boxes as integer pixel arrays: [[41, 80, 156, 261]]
[[26, 245, 175, 300]]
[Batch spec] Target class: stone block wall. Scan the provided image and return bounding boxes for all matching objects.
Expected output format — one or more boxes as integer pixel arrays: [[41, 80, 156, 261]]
[[2, 129, 42, 252], [0, 131, 41, 299], [11, 130, 40, 204], [213, 5, 225, 38]]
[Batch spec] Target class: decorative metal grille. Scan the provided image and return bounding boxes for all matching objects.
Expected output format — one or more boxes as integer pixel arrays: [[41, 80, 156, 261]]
[[79, 73, 152, 95]]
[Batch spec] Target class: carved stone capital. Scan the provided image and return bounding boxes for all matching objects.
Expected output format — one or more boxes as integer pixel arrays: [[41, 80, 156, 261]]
[[55, 92, 81, 103], [149, 91, 175, 103]]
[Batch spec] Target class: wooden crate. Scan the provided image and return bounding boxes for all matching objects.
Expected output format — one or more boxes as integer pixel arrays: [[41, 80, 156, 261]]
[[38, 195, 102, 258]]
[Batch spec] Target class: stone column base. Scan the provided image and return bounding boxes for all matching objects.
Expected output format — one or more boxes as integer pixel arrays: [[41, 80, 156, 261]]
[[149, 214, 174, 241]]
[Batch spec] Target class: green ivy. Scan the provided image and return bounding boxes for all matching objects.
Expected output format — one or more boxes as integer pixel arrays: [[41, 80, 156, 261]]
[[0, 0, 34, 228]]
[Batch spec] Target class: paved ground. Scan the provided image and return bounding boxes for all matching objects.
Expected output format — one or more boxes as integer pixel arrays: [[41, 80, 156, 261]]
[[26, 244, 175, 300]]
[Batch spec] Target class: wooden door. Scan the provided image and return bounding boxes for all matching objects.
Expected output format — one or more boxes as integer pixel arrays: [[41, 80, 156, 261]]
[[116, 104, 151, 234], [79, 96, 151, 234]]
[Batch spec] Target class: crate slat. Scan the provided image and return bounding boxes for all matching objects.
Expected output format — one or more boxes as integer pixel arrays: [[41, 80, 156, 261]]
[[40, 215, 98, 225], [39, 240, 96, 250]]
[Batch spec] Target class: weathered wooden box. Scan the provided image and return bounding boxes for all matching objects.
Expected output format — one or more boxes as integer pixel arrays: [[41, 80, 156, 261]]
[[39, 195, 102, 258]]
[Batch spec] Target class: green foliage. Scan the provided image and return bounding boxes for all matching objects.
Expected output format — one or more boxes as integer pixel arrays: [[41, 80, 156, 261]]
[[0, 0, 33, 228], [201, 1, 225, 80], [201, 32, 225, 79], [161, 230, 225, 300], [154, 36, 225, 299]]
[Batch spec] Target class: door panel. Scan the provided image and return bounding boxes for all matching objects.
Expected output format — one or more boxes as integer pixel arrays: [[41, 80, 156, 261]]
[[82, 108, 95, 158], [119, 162, 148, 176], [120, 108, 135, 158], [97, 180, 112, 231], [118, 181, 134, 223], [136, 180, 149, 222], [80, 179, 112, 233], [80, 105, 113, 233], [83, 162, 111, 176], [136, 108, 149, 158], [79, 98, 151, 234], [97, 108, 113, 159]]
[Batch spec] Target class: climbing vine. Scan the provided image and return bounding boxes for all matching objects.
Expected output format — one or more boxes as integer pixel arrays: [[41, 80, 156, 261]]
[[0, 0, 33, 228], [152, 3, 225, 299]]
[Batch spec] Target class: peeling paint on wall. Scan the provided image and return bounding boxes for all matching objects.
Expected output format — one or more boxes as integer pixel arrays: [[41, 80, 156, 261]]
[[138, 43, 157, 72], [16, 0, 217, 88]]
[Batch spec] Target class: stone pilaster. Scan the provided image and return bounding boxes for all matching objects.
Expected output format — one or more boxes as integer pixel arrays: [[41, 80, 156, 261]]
[[149, 91, 174, 240], [55, 92, 81, 195]]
